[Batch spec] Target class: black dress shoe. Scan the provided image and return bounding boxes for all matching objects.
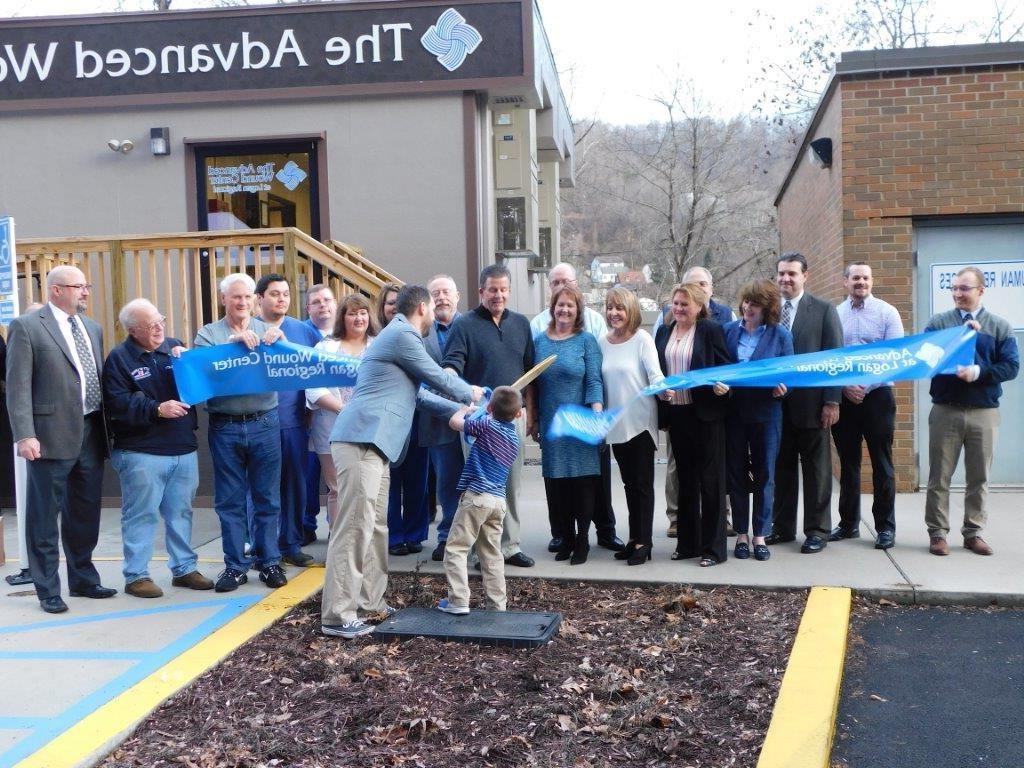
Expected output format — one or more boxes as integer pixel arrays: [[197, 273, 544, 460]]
[[800, 536, 827, 554], [874, 530, 895, 550], [281, 551, 314, 567], [69, 584, 117, 599], [431, 542, 446, 561], [301, 529, 317, 546], [40, 596, 69, 614], [547, 537, 564, 553], [406, 542, 424, 554], [765, 532, 796, 545], [5, 568, 33, 586], [504, 552, 535, 568], [828, 526, 860, 542], [388, 543, 410, 556], [597, 536, 626, 552]]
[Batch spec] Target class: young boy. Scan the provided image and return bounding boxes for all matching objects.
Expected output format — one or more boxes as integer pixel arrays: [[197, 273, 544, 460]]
[[438, 385, 522, 615]]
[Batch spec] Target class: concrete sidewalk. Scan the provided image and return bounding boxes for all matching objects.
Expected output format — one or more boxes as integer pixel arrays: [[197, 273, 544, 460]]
[[0, 461, 1021, 767]]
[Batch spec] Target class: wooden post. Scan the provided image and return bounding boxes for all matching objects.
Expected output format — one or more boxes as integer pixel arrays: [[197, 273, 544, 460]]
[[283, 230, 300, 318], [109, 240, 128, 342]]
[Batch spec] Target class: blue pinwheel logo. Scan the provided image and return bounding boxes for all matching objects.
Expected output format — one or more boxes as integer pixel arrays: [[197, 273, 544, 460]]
[[421, 8, 483, 72]]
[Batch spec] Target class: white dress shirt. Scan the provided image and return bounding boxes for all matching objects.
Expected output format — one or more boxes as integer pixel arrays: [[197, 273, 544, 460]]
[[47, 301, 92, 413]]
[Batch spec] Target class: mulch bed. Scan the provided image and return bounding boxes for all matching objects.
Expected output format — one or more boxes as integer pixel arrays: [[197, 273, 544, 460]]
[[103, 575, 804, 768]]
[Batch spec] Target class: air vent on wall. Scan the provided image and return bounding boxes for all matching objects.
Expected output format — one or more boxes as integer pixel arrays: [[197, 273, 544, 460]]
[[493, 95, 526, 104]]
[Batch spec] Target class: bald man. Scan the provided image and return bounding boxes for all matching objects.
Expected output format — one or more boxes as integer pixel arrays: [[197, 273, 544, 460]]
[[6, 267, 115, 613]]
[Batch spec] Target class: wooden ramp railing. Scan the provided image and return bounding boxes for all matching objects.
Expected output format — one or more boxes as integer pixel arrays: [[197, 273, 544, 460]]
[[15, 228, 399, 343]]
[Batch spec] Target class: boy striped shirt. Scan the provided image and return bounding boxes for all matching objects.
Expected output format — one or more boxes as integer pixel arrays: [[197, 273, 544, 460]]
[[457, 415, 520, 497]]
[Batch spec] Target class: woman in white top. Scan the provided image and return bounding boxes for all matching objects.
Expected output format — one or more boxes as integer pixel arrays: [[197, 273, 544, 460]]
[[306, 293, 378, 526], [599, 287, 665, 566]]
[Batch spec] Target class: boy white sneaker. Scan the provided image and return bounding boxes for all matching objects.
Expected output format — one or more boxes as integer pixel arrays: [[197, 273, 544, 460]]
[[437, 598, 469, 615]]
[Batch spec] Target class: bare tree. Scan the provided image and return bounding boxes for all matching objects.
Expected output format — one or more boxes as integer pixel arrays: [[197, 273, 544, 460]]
[[562, 81, 782, 305]]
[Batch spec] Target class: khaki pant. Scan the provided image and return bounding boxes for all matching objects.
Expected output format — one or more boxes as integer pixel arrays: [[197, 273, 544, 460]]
[[316, 452, 340, 525], [664, 439, 678, 524], [444, 490, 507, 611], [925, 404, 999, 539], [321, 442, 391, 626]]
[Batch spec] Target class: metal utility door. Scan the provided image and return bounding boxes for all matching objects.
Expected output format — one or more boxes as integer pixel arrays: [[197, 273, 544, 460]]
[[915, 219, 1024, 487]]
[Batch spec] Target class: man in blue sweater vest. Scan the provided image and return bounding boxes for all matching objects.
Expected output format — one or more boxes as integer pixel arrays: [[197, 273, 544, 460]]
[[924, 266, 1019, 557]]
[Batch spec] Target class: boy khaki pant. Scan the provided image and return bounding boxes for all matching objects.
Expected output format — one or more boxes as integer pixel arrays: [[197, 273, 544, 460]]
[[444, 490, 507, 611], [322, 442, 391, 626]]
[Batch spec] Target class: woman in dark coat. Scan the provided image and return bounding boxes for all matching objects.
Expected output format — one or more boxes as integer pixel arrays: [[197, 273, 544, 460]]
[[655, 281, 731, 566]]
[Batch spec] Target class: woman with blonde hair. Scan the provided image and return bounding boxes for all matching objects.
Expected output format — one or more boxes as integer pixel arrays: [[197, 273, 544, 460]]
[[600, 286, 664, 566], [306, 293, 379, 526], [654, 281, 731, 567]]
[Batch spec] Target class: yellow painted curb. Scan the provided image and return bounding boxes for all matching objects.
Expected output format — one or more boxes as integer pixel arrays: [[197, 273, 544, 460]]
[[14, 568, 326, 768], [758, 586, 852, 768]]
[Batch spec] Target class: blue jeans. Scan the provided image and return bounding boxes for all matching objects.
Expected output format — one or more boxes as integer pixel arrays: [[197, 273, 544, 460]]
[[430, 439, 465, 544], [209, 410, 282, 572], [112, 449, 200, 584]]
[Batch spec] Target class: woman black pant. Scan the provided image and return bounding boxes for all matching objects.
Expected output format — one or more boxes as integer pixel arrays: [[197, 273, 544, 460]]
[[667, 404, 727, 563], [543, 475, 598, 557], [611, 432, 656, 548]]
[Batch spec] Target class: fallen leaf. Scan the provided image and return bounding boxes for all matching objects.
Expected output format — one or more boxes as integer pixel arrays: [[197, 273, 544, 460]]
[[869, 694, 888, 702], [650, 713, 673, 728], [555, 714, 573, 732], [878, 598, 898, 607]]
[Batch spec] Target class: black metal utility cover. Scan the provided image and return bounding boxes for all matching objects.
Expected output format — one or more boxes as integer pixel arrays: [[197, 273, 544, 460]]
[[372, 607, 561, 648]]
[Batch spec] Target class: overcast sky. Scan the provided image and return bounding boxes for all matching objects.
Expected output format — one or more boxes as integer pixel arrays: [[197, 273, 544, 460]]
[[12, 0, 1004, 124]]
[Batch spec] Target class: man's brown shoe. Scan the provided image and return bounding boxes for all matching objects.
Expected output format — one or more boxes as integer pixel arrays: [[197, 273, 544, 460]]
[[126, 578, 164, 598], [928, 536, 949, 556], [964, 537, 993, 556], [171, 571, 215, 590]]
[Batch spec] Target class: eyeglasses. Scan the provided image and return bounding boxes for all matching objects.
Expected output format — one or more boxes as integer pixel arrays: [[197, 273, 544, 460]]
[[57, 283, 93, 290], [143, 316, 167, 330], [950, 285, 981, 293], [550, 278, 578, 288]]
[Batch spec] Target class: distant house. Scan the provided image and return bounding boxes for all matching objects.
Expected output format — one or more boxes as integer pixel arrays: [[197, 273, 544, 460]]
[[590, 256, 626, 285], [617, 268, 652, 287]]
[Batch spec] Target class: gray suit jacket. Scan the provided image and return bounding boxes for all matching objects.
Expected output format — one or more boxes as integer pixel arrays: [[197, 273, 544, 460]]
[[418, 314, 460, 448], [330, 313, 473, 464], [6, 304, 107, 460], [784, 292, 843, 430]]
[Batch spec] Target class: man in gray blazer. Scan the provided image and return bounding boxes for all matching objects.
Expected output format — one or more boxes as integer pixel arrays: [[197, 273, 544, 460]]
[[422, 274, 466, 562], [768, 253, 844, 554], [321, 284, 483, 639], [6, 265, 116, 613]]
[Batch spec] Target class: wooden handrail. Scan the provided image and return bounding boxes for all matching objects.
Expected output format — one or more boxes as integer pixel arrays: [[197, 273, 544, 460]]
[[16, 228, 391, 344]]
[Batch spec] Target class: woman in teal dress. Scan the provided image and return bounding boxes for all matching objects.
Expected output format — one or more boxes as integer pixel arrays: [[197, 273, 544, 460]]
[[530, 285, 604, 564]]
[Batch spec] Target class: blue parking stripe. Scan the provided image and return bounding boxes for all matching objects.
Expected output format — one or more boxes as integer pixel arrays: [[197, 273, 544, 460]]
[[0, 595, 260, 768]]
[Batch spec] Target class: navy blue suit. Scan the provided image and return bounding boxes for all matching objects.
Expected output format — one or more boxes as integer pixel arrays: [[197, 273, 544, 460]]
[[722, 321, 793, 537]]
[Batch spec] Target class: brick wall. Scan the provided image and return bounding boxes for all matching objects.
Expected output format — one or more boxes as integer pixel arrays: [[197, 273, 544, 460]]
[[779, 63, 1024, 492]]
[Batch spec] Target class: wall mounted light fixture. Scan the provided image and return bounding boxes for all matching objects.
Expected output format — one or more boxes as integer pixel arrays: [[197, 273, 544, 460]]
[[107, 139, 134, 154], [808, 137, 832, 169], [150, 127, 170, 156]]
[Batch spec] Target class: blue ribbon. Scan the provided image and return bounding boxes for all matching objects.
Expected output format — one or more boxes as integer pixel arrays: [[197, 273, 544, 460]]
[[549, 326, 977, 445], [172, 339, 361, 405]]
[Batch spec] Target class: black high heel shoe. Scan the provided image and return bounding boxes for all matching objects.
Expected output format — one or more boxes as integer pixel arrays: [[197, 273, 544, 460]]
[[570, 534, 590, 565], [614, 540, 639, 561], [626, 544, 651, 566]]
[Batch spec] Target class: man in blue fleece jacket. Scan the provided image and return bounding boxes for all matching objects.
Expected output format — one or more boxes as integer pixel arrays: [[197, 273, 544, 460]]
[[924, 266, 1019, 557]]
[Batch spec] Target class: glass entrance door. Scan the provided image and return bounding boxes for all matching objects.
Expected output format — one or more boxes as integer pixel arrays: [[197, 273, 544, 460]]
[[196, 141, 320, 237], [194, 140, 321, 321]]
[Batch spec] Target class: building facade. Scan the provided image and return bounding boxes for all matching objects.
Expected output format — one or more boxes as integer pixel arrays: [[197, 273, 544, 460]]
[[0, 0, 574, 313], [776, 42, 1024, 489]]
